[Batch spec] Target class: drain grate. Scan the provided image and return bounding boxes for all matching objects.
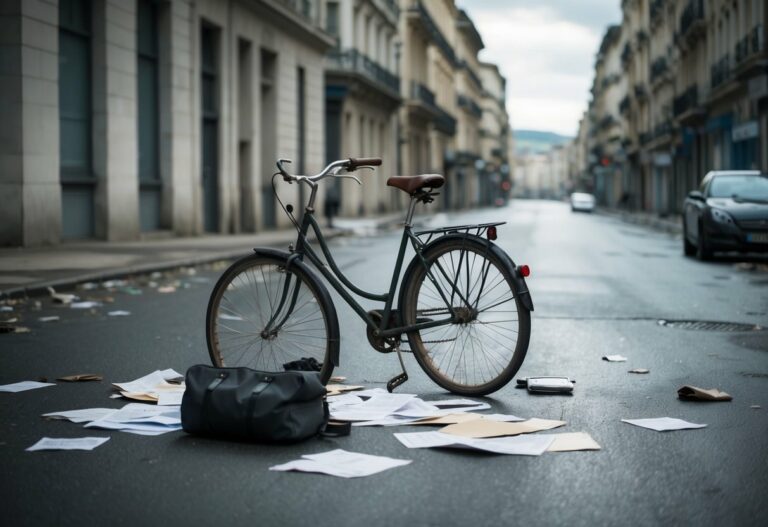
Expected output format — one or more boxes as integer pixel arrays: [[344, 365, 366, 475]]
[[658, 319, 763, 332]]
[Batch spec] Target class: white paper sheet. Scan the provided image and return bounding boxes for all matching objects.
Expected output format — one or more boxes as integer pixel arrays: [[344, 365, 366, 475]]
[[70, 301, 102, 309], [0, 381, 56, 393], [331, 393, 416, 421], [352, 415, 425, 427], [84, 403, 182, 434], [112, 369, 183, 394], [26, 437, 110, 452], [602, 355, 628, 362], [269, 449, 412, 478], [38, 316, 60, 322], [157, 391, 184, 406], [621, 417, 707, 432], [327, 394, 364, 409], [107, 310, 131, 316], [42, 408, 116, 423], [393, 431, 555, 456]]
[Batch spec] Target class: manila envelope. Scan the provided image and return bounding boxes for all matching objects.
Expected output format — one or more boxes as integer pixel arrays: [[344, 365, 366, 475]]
[[440, 417, 566, 438], [546, 432, 601, 452], [410, 413, 484, 426]]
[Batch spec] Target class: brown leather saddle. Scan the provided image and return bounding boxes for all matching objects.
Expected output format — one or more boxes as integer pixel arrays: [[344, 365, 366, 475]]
[[386, 174, 445, 195]]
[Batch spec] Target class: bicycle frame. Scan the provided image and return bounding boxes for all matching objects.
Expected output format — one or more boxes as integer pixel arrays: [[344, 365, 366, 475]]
[[276, 181, 491, 341]]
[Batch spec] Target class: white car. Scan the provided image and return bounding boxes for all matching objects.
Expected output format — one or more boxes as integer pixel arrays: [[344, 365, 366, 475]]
[[570, 192, 596, 213]]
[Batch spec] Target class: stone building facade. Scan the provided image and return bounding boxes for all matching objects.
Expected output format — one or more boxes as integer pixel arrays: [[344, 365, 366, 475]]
[[577, 0, 768, 215]]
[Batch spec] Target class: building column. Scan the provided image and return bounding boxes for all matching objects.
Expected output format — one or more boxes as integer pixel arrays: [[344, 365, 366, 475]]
[[0, 0, 61, 246]]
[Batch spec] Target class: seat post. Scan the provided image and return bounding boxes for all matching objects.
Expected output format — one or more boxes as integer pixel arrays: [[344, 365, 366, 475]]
[[404, 196, 418, 227]]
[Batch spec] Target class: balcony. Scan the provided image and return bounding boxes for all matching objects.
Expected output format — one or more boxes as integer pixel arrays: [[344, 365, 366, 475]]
[[679, 0, 705, 42], [634, 84, 648, 100], [710, 54, 731, 90], [599, 115, 616, 130], [406, 1, 457, 66], [654, 120, 672, 139], [621, 42, 633, 65], [434, 106, 457, 136], [735, 25, 766, 67], [636, 30, 649, 48], [326, 48, 400, 97], [460, 61, 483, 90], [619, 95, 631, 114], [381, 0, 400, 19], [411, 81, 436, 107], [673, 85, 698, 116], [457, 94, 483, 119], [650, 57, 669, 84], [639, 132, 652, 145], [650, 0, 665, 25]]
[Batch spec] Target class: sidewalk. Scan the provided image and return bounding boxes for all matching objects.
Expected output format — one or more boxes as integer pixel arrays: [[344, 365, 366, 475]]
[[0, 212, 403, 299]]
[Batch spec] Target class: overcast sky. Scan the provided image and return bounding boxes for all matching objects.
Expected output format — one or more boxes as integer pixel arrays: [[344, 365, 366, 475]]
[[456, 0, 622, 136]]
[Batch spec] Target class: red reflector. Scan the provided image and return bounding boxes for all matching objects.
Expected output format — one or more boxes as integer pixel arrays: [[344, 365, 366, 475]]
[[518, 265, 530, 277], [487, 226, 497, 240]]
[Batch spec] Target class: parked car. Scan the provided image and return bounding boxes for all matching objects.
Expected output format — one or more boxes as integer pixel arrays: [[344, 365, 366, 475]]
[[682, 170, 768, 260], [570, 192, 596, 213]]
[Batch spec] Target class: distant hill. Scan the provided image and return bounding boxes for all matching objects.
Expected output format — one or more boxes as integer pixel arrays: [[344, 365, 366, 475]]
[[513, 129, 572, 155]]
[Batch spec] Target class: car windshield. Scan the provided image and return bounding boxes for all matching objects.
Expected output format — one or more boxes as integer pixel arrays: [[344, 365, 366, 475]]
[[709, 175, 768, 200]]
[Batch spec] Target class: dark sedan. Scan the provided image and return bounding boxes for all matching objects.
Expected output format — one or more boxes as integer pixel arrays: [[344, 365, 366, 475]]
[[683, 170, 768, 260]]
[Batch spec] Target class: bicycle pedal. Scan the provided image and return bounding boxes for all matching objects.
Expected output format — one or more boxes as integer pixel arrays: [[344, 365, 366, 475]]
[[386, 372, 408, 393]]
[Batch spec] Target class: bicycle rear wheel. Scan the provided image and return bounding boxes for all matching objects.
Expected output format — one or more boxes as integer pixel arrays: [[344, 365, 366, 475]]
[[206, 253, 338, 383], [401, 236, 530, 395]]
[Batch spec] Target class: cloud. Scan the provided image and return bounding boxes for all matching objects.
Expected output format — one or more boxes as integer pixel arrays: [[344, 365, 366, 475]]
[[457, 0, 621, 136]]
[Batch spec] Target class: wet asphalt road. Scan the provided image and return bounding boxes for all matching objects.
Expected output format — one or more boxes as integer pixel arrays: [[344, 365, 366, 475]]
[[1, 200, 767, 527]]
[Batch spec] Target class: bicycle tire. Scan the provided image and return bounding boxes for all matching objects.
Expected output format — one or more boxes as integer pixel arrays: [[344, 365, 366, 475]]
[[400, 235, 531, 396], [206, 252, 339, 384]]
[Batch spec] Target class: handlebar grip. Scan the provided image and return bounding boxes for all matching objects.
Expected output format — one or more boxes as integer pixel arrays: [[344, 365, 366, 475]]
[[348, 157, 382, 169]]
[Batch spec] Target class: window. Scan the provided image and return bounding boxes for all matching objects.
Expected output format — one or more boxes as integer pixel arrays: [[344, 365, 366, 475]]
[[326, 1, 339, 36]]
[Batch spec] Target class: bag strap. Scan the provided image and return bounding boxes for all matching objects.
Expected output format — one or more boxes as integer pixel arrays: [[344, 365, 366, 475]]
[[203, 371, 229, 434]]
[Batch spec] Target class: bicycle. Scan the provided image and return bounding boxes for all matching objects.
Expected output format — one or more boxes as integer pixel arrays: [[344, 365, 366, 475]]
[[205, 157, 534, 396]]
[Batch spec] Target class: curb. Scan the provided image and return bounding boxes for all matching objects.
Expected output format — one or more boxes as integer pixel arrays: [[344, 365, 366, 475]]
[[597, 208, 682, 235]]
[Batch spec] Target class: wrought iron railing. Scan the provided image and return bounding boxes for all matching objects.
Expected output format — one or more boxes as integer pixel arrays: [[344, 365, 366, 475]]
[[408, 1, 457, 66], [619, 95, 631, 114], [673, 85, 698, 116], [680, 0, 704, 37], [434, 106, 457, 136], [410, 81, 435, 107], [710, 54, 730, 89], [457, 94, 482, 119], [327, 48, 400, 94], [650, 57, 668, 83]]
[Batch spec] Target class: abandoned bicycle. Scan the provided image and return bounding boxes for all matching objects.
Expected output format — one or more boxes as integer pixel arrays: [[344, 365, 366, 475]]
[[205, 158, 533, 396]]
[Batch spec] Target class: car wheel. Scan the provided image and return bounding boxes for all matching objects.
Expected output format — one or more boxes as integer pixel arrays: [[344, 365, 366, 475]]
[[683, 218, 695, 257], [696, 221, 712, 261]]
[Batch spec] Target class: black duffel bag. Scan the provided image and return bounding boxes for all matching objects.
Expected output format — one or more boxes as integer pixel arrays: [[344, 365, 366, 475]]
[[181, 364, 347, 443]]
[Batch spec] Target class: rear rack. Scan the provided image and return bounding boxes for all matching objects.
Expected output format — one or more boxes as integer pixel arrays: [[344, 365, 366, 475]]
[[413, 222, 506, 245]]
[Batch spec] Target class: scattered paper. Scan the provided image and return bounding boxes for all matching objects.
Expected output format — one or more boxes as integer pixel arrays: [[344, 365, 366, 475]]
[[677, 385, 732, 402], [331, 393, 416, 421], [38, 316, 60, 322], [84, 403, 182, 435], [628, 368, 650, 374], [70, 301, 101, 309], [480, 414, 526, 422], [621, 417, 707, 432], [26, 436, 110, 452], [545, 432, 601, 452], [42, 408, 116, 423], [157, 286, 176, 294], [157, 391, 184, 406], [108, 310, 131, 317], [411, 413, 485, 426], [440, 418, 566, 439], [750, 405, 761, 409], [0, 306, 12, 312], [330, 376, 347, 383], [270, 449, 411, 478], [57, 374, 103, 382], [0, 381, 56, 393], [602, 355, 627, 362], [1, 324, 31, 334], [394, 431, 554, 456], [112, 369, 184, 402]]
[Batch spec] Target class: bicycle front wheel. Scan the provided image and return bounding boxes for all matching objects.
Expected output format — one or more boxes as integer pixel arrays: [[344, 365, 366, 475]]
[[206, 253, 338, 383], [401, 236, 531, 396]]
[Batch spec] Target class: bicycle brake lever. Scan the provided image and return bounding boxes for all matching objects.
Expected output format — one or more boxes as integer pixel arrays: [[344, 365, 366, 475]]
[[336, 174, 362, 185]]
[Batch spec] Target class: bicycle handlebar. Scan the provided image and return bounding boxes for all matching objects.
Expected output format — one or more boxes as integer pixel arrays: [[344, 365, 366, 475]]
[[276, 157, 382, 184]]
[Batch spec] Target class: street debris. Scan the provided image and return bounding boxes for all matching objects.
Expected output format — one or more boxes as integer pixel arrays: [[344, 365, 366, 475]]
[[546, 432, 602, 452], [329, 376, 346, 383], [677, 385, 732, 402], [107, 311, 131, 317], [43, 408, 115, 423], [84, 403, 182, 435], [439, 418, 566, 439], [394, 431, 555, 456], [621, 417, 707, 432], [628, 368, 650, 374], [0, 306, 13, 312], [47, 287, 77, 305], [57, 374, 103, 382], [121, 287, 143, 295], [38, 316, 60, 322], [602, 355, 628, 362], [0, 324, 31, 334], [270, 449, 412, 478], [157, 286, 176, 294], [0, 381, 56, 393], [112, 369, 185, 403], [26, 437, 110, 452], [517, 376, 574, 394], [750, 405, 761, 409], [70, 301, 102, 309], [326, 384, 365, 396]]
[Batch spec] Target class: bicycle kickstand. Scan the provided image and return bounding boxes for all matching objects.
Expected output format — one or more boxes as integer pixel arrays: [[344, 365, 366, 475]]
[[387, 343, 409, 393]]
